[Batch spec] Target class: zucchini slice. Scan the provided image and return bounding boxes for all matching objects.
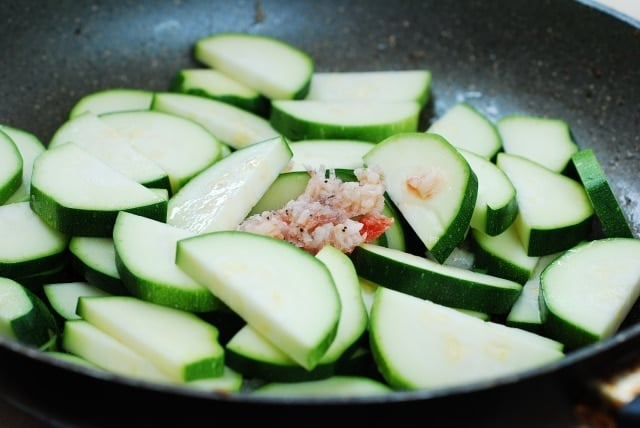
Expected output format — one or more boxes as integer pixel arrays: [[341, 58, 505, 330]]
[[0, 129, 22, 204], [540, 238, 640, 350], [459, 148, 518, 236], [76, 295, 225, 382], [364, 132, 477, 263], [248, 171, 310, 216], [286, 139, 375, 172], [113, 211, 220, 313], [227, 244, 368, 382], [176, 230, 341, 371], [194, 32, 314, 100], [62, 319, 173, 383], [0, 201, 69, 279], [305, 70, 431, 106], [427, 102, 502, 160], [69, 88, 154, 118], [100, 109, 222, 193], [496, 152, 593, 256], [506, 253, 560, 333], [571, 148, 634, 238], [30, 143, 168, 237], [225, 325, 334, 383], [497, 115, 578, 173], [472, 223, 539, 284], [270, 100, 421, 143], [167, 135, 292, 234], [44, 281, 110, 321], [62, 319, 243, 391], [170, 68, 269, 116], [152, 92, 279, 150], [49, 112, 172, 192], [68, 236, 126, 295], [314, 245, 368, 363], [253, 375, 392, 397], [0, 125, 45, 204], [350, 243, 522, 314], [0, 277, 58, 349], [369, 286, 564, 390]]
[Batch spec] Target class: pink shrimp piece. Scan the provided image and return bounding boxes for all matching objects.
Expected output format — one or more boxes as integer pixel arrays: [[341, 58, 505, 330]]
[[406, 168, 445, 199], [237, 165, 394, 255]]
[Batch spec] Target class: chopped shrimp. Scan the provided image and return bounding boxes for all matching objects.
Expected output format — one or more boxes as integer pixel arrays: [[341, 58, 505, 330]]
[[406, 168, 445, 199], [237, 166, 394, 254]]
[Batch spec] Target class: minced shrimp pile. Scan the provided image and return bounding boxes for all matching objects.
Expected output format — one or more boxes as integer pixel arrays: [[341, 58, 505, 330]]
[[237, 166, 394, 254]]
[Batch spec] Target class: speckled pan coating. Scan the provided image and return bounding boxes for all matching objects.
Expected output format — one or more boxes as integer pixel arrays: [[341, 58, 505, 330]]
[[0, 0, 639, 425]]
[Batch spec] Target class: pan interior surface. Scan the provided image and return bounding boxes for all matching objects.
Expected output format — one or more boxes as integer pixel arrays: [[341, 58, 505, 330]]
[[1, 0, 639, 424]]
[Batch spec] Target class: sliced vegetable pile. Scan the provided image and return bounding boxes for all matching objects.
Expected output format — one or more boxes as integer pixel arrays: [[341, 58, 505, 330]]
[[1, 32, 638, 397]]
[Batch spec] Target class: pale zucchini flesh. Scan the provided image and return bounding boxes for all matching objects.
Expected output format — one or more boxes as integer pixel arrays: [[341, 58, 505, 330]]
[[471, 223, 539, 284], [225, 325, 334, 382], [170, 68, 269, 116], [285, 139, 375, 172], [44, 281, 110, 321], [497, 152, 593, 256], [253, 375, 392, 397], [571, 148, 634, 238], [167, 135, 292, 234], [497, 115, 578, 173], [351, 243, 522, 314], [113, 211, 220, 312], [0, 129, 23, 204], [68, 236, 127, 295], [363, 132, 478, 263], [506, 253, 560, 333], [248, 171, 310, 216], [369, 286, 564, 390], [176, 230, 341, 371], [459, 148, 517, 236], [194, 32, 314, 100], [314, 245, 368, 364], [427, 102, 502, 160], [152, 92, 279, 150], [270, 100, 421, 143], [62, 319, 173, 383], [540, 238, 640, 350], [100, 109, 222, 193], [30, 143, 168, 237], [77, 295, 225, 382], [305, 70, 431, 106], [69, 88, 154, 117], [0, 277, 58, 349], [0, 125, 45, 204], [225, 245, 368, 382], [0, 202, 69, 278], [48, 112, 171, 192]]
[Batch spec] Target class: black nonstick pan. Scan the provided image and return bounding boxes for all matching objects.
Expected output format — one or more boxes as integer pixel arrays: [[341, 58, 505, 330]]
[[1, 0, 639, 426]]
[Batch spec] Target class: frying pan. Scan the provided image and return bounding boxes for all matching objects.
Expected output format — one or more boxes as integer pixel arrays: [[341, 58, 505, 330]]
[[1, 0, 639, 426]]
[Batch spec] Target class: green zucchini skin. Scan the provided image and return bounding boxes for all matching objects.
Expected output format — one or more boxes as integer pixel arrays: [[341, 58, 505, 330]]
[[170, 69, 270, 117], [570, 148, 634, 239], [0, 129, 23, 204], [525, 219, 593, 256], [539, 238, 640, 350], [30, 184, 168, 237], [350, 244, 522, 315], [225, 346, 335, 383], [68, 237, 128, 295], [194, 32, 314, 101], [0, 277, 59, 350], [270, 100, 421, 143]]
